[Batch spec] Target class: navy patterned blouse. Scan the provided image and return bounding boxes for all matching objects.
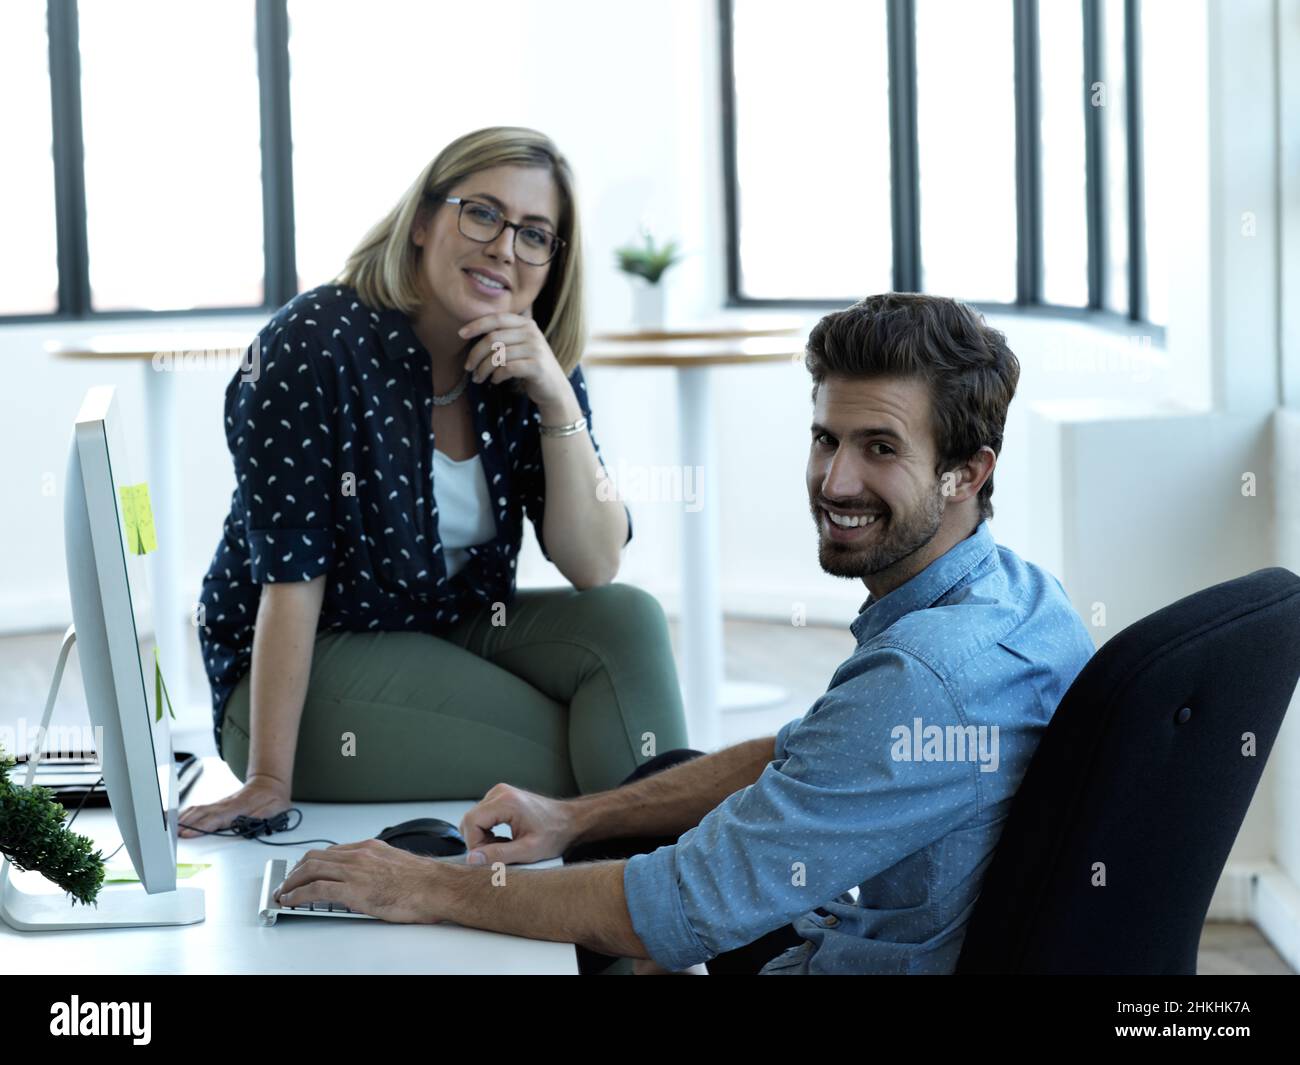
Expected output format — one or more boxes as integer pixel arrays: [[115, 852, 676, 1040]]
[[197, 283, 630, 752]]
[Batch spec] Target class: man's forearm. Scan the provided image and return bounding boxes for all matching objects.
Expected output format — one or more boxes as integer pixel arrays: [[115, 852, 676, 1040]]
[[567, 736, 777, 846], [440, 860, 647, 959]]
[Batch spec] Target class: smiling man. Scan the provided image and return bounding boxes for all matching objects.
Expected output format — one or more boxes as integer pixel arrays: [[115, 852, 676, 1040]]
[[275, 292, 1096, 975]]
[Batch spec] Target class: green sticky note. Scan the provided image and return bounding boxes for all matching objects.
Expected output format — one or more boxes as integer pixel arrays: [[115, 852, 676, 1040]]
[[154, 646, 176, 723], [104, 862, 211, 884], [118, 482, 158, 555]]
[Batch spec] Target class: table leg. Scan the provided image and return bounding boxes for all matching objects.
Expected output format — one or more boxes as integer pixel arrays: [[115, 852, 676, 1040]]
[[675, 367, 786, 751], [676, 366, 723, 749]]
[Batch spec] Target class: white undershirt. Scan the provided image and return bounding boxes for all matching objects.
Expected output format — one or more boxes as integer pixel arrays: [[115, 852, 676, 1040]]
[[432, 449, 496, 578]]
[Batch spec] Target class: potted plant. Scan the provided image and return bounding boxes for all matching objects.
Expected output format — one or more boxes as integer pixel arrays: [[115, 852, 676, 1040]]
[[615, 228, 683, 331], [0, 742, 106, 906]]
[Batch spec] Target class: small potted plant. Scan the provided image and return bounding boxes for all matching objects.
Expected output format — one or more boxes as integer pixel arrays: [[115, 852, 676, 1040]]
[[615, 228, 683, 331], [0, 742, 106, 907]]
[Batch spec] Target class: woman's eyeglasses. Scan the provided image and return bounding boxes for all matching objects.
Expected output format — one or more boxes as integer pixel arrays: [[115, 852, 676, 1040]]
[[442, 196, 565, 266]]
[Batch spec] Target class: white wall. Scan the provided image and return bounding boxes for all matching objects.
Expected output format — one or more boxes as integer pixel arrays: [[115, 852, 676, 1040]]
[[1277, 0, 1300, 904], [1275, 410, 1300, 893], [1029, 0, 1296, 888]]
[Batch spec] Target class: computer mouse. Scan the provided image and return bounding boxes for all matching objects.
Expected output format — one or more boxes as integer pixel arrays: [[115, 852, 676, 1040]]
[[375, 817, 468, 858]]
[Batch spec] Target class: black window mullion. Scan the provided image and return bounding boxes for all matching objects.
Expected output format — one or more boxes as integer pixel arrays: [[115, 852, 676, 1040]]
[[256, 0, 297, 307], [719, 0, 742, 304], [1013, 0, 1042, 306], [1082, 0, 1105, 310], [886, 0, 920, 293], [1124, 0, 1145, 321], [48, 0, 89, 318]]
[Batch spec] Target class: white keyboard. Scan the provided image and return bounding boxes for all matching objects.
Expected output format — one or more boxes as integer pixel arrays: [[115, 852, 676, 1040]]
[[258, 857, 378, 926]]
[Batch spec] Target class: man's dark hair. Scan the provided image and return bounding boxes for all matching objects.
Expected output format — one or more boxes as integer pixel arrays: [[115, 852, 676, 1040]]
[[804, 293, 1020, 523]]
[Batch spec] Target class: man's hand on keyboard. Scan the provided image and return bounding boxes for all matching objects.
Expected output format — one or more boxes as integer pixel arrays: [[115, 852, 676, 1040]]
[[273, 839, 449, 923]]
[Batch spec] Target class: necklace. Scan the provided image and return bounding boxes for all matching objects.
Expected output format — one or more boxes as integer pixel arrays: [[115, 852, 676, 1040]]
[[431, 370, 469, 406]]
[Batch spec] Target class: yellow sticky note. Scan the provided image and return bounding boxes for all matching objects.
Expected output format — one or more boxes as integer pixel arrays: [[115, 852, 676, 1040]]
[[118, 482, 158, 555], [104, 862, 211, 884]]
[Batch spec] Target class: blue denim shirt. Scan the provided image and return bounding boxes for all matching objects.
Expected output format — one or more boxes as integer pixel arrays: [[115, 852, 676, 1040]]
[[623, 519, 1096, 974]]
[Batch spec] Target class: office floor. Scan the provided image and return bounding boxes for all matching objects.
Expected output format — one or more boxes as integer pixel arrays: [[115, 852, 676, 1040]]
[[1, 617, 1293, 975]]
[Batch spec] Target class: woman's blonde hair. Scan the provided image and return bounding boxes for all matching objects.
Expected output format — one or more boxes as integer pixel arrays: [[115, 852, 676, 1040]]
[[335, 126, 586, 375]]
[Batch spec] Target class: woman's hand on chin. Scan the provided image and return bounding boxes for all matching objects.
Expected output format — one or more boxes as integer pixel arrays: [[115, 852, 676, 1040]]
[[458, 311, 574, 413]]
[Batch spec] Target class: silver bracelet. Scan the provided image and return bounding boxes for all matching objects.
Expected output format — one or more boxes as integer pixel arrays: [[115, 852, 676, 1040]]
[[539, 416, 588, 438]]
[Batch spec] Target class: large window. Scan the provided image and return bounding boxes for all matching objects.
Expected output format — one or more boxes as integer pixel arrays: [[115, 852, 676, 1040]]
[[915, 0, 1017, 303], [722, 0, 1168, 327], [7, 0, 286, 322], [0, 1, 59, 316], [728, 0, 893, 301], [1038, 0, 1088, 307], [78, 0, 264, 312], [5, 0, 1189, 327], [7, 0, 557, 322], [1139, 0, 1199, 328]]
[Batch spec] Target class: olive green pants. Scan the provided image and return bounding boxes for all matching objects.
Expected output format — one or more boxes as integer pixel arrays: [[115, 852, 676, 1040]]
[[219, 583, 689, 801]]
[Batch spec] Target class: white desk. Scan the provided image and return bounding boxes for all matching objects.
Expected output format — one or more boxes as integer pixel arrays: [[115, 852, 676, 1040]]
[[1, 756, 578, 974]]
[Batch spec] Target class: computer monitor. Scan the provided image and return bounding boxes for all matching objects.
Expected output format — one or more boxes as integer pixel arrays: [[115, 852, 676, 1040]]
[[0, 386, 203, 930]]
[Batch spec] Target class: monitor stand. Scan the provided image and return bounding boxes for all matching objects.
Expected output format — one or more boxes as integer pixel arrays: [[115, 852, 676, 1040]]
[[0, 625, 204, 931]]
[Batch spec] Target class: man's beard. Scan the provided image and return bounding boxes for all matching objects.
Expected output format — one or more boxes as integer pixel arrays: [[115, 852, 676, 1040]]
[[812, 483, 945, 580]]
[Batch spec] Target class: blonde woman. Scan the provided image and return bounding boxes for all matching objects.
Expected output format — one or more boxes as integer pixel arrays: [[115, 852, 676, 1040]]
[[181, 127, 688, 837]]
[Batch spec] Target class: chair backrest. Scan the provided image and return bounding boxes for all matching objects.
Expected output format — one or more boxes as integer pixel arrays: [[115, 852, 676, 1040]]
[[955, 567, 1300, 974]]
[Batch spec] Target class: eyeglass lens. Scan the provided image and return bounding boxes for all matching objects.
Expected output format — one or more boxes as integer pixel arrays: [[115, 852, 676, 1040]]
[[458, 201, 558, 265]]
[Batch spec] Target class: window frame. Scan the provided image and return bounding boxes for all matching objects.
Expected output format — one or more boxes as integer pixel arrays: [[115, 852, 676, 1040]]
[[0, 0, 295, 324], [719, 0, 1163, 339], [7, 0, 1161, 337]]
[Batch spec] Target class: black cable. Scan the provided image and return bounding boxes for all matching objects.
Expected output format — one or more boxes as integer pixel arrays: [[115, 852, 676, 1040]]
[[177, 809, 339, 847], [61, 776, 338, 856], [61, 776, 123, 860], [62, 773, 101, 830]]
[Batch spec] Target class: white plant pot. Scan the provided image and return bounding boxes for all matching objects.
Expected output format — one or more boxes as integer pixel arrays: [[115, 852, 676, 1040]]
[[629, 280, 665, 332]]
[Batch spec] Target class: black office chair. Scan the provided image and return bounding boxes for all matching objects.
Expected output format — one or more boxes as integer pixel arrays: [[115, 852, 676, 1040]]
[[955, 566, 1300, 974]]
